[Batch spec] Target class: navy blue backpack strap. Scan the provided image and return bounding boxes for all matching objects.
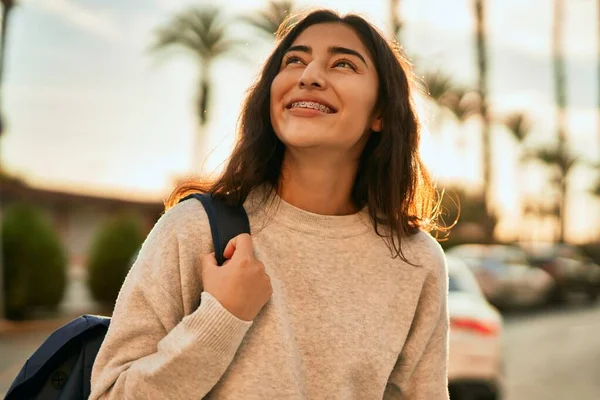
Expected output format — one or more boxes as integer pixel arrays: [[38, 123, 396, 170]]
[[179, 193, 250, 266]]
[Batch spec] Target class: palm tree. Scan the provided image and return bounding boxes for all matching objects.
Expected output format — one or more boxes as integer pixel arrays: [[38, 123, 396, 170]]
[[473, 0, 494, 241], [504, 112, 533, 238], [595, 0, 600, 228], [504, 113, 531, 144], [552, 0, 569, 242], [421, 71, 455, 105], [0, 0, 16, 138], [240, 0, 296, 39], [441, 87, 480, 123], [525, 145, 578, 241], [152, 6, 240, 174], [0, 0, 13, 320]]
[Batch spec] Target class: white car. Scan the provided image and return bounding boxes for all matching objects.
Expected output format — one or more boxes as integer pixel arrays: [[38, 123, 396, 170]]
[[447, 256, 504, 400]]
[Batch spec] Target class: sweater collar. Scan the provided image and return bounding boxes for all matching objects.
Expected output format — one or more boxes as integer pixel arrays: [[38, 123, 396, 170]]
[[244, 186, 372, 238]]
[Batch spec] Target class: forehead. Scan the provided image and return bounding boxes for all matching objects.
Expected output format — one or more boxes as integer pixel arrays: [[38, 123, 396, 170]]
[[291, 23, 371, 59]]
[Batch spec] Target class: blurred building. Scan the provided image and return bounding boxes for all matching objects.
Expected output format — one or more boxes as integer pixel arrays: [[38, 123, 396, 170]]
[[1, 175, 163, 271]]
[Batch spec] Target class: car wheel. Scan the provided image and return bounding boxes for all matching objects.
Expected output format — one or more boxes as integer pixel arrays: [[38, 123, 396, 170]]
[[587, 287, 599, 303], [548, 285, 567, 305], [484, 391, 499, 400], [448, 384, 500, 400]]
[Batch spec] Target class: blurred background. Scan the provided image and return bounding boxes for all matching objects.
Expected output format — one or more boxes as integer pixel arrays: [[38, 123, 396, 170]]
[[0, 0, 599, 399]]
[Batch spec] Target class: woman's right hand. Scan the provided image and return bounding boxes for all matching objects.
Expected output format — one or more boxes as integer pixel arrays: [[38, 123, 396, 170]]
[[201, 233, 273, 321]]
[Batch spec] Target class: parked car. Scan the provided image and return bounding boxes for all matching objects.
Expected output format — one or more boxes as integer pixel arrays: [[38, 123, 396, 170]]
[[521, 243, 600, 303], [447, 244, 555, 309], [447, 256, 504, 400]]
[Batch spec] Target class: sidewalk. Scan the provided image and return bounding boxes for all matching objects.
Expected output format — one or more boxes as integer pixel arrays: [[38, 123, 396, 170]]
[[0, 316, 77, 397], [0, 269, 106, 397]]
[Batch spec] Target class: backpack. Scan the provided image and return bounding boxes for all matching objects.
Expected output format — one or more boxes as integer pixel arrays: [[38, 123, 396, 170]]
[[5, 193, 249, 400]]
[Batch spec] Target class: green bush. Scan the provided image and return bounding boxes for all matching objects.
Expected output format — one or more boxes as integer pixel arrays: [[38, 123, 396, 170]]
[[2, 203, 67, 320], [87, 213, 145, 307]]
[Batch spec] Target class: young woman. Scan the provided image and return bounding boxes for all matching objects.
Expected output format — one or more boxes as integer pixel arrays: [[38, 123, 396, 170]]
[[90, 9, 449, 400]]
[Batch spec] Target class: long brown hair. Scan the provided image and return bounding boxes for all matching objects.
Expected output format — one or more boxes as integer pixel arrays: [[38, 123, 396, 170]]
[[166, 9, 445, 261]]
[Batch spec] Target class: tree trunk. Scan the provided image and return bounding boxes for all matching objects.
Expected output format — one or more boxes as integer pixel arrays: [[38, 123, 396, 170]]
[[553, 0, 568, 243], [0, 2, 13, 137], [474, 0, 495, 242], [0, 0, 14, 321], [191, 71, 210, 176]]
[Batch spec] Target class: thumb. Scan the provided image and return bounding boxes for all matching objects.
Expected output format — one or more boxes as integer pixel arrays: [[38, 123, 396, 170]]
[[224, 233, 253, 260], [200, 252, 218, 272]]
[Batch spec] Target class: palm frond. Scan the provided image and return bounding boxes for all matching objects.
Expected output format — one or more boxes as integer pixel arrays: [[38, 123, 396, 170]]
[[239, 0, 297, 38], [591, 178, 600, 197], [150, 6, 240, 126], [151, 6, 238, 62], [523, 145, 579, 176], [440, 87, 480, 122], [419, 71, 454, 103], [503, 112, 531, 143]]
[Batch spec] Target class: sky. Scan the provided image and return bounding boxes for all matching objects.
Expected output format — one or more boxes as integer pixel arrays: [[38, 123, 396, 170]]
[[2, 0, 599, 241]]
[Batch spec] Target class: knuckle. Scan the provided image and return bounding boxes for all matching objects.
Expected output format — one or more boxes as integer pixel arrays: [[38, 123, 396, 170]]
[[239, 256, 252, 268]]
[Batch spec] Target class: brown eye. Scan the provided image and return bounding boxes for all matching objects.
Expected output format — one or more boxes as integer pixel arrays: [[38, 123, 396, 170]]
[[285, 56, 304, 66], [333, 59, 357, 71]]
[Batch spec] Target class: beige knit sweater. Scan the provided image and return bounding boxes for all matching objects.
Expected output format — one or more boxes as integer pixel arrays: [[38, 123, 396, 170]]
[[90, 191, 449, 400]]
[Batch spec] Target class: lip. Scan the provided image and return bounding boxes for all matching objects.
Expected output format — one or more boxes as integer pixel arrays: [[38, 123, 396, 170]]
[[285, 97, 338, 113]]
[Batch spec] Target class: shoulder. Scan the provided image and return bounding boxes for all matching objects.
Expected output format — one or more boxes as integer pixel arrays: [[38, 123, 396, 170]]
[[138, 197, 212, 264], [159, 197, 209, 233], [403, 230, 447, 279], [128, 198, 214, 313]]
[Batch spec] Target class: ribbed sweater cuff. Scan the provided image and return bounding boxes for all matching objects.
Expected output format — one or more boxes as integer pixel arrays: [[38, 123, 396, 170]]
[[182, 292, 253, 357]]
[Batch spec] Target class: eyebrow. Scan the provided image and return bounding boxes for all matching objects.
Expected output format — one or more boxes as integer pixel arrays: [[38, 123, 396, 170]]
[[284, 44, 368, 67]]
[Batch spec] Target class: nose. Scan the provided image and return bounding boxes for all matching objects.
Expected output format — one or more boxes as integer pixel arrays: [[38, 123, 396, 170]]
[[298, 61, 327, 90]]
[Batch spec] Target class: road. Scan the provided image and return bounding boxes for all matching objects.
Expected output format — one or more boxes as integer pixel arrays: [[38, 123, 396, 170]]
[[502, 301, 600, 400], [0, 303, 599, 399]]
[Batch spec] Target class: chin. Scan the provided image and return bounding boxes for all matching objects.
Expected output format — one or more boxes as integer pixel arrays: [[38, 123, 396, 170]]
[[276, 129, 330, 149]]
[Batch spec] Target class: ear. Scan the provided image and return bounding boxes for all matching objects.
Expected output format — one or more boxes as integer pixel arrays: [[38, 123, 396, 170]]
[[371, 114, 383, 132]]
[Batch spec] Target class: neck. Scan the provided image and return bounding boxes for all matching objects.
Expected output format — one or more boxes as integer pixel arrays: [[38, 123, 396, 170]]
[[277, 151, 359, 216]]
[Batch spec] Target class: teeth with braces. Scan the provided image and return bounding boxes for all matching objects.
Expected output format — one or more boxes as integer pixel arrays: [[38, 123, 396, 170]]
[[290, 101, 333, 113]]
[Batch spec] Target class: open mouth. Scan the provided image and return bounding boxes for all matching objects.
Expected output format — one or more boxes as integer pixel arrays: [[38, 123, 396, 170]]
[[286, 100, 337, 114]]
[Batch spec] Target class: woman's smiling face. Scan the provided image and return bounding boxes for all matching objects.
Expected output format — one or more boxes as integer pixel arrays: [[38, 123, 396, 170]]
[[270, 22, 382, 157]]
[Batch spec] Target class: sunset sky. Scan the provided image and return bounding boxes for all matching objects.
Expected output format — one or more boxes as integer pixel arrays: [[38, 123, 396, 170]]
[[2, 0, 599, 240]]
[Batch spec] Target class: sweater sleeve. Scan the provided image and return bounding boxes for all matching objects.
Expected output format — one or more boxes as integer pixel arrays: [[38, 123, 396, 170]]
[[89, 206, 253, 400], [384, 240, 450, 400]]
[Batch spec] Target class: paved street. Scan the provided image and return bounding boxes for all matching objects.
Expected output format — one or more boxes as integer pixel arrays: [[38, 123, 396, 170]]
[[0, 318, 74, 397], [1, 302, 599, 398], [502, 301, 600, 400]]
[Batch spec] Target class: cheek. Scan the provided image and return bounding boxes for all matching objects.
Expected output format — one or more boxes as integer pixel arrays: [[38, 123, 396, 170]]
[[269, 78, 281, 125], [343, 86, 378, 124], [270, 72, 288, 99], [270, 74, 288, 114], [269, 79, 278, 110]]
